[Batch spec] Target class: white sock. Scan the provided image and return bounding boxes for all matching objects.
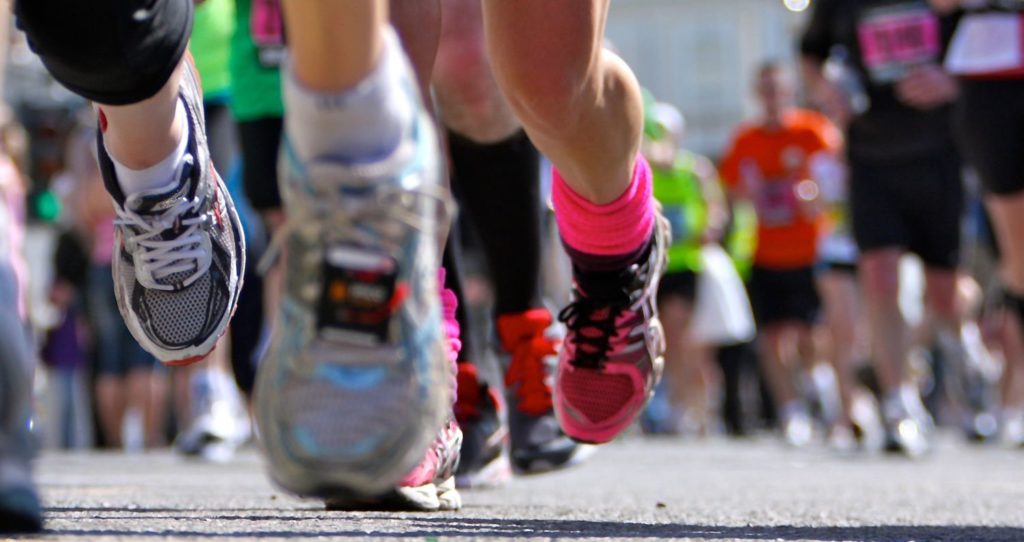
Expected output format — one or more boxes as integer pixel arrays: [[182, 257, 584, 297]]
[[108, 99, 189, 197], [283, 27, 415, 164]]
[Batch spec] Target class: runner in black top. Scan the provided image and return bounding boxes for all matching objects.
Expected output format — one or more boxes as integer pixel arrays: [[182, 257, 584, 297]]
[[801, 0, 967, 456]]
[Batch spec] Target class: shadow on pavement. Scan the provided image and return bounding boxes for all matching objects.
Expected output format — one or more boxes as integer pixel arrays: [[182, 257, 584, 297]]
[[36, 512, 1024, 541]]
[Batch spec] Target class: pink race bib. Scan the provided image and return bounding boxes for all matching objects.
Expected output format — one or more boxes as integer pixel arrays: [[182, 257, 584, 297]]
[[858, 3, 940, 83], [251, 0, 285, 67]]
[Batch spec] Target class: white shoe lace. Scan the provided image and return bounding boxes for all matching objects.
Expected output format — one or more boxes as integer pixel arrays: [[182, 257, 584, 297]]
[[115, 179, 212, 291], [257, 161, 454, 278]]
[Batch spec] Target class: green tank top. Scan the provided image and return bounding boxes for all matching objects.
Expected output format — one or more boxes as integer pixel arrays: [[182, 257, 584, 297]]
[[191, 0, 234, 100], [229, 0, 284, 121], [652, 152, 708, 274]]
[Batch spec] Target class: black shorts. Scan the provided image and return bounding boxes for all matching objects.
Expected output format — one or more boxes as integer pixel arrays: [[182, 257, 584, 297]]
[[816, 260, 857, 276], [15, 0, 192, 105], [956, 79, 1024, 196], [747, 265, 820, 326], [849, 150, 963, 270], [657, 270, 697, 305], [237, 116, 283, 212]]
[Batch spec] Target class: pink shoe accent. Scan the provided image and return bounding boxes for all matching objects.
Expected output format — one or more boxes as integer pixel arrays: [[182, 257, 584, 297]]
[[552, 155, 655, 257], [438, 268, 460, 402], [554, 309, 651, 444], [398, 418, 461, 488], [556, 362, 646, 444], [397, 270, 464, 490]]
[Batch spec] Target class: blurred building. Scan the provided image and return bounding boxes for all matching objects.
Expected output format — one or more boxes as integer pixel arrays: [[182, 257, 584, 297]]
[[607, 0, 809, 157]]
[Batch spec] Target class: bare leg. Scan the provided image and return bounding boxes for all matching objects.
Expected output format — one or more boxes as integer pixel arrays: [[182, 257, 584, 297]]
[[661, 297, 698, 423], [818, 271, 863, 424], [390, 0, 441, 98], [988, 194, 1024, 296], [759, 326, 798, 408], [482, 0, 643, 204], [99, 64, 185, 170], [283, 2, 387, 92], [434, 0, 520, 143], [859, 249, 907, 396], [95, 376, 126, 448]]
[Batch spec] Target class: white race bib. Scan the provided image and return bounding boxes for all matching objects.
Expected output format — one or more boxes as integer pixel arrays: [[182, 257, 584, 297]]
[[946, 13, 1024, 75]]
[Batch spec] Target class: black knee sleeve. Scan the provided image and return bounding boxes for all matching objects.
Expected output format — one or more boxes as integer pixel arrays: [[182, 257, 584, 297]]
[[448, 129, 543, 316], [15, 0, 193, 105]]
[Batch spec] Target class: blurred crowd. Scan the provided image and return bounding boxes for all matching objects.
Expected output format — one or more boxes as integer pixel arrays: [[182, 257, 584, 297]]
[[1, 0, 1021, 459]]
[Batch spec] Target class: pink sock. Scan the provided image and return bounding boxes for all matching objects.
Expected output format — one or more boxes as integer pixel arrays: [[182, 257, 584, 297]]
[[552, 155, 655, 270]]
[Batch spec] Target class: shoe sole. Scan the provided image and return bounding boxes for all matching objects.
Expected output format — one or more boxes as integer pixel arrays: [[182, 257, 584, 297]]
[[513, 442, 596, 475], [0, 488, 42, 534], [456, 449, 513, 489], [324, 476, 461, 512]]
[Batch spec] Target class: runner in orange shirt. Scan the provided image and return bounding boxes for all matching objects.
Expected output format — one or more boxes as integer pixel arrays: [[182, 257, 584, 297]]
[[721, 62, 841, 446]]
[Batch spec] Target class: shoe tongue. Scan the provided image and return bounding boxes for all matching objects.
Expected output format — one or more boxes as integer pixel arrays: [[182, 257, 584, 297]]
[[127, 180, 190, 216]]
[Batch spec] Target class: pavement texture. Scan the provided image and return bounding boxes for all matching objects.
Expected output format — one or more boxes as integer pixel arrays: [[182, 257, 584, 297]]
[[9, 437, 1024, 542]]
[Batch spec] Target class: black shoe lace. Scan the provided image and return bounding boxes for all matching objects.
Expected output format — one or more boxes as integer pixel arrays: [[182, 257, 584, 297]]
[[557, 263, 649, 370], [557, 296, 627, 370]]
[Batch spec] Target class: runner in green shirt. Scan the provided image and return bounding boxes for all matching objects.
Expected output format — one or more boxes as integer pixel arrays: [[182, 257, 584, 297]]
[[643, 101, 728, 435]]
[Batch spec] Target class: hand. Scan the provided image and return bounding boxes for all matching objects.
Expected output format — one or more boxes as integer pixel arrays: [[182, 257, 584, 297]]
[[927, 0, 962, 13], [809, 79, 854, 129], [896, 64, 959, 110]]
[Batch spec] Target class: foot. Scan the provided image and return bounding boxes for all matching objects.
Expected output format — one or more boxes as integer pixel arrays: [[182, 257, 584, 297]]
[[325, 419, 462, 512], [100, 57, 245, 365], [498, 308, 589, 472], [0, 480, 41, 534], [882, 391, 933, 458], [554, 214, 669, 444], [254, 95, 453, 498], [781, 401, 814, 448], [454, 364, 511, 489], [175, 370, 251, 462]]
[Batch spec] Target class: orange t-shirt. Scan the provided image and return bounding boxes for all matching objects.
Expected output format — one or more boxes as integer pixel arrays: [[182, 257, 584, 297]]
[[720, 109, 841, 269]]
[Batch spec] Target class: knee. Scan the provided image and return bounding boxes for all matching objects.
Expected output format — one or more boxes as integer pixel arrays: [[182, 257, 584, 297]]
[[488, 43, 596, 140], [924, 273, 960, 321], [434, 37, 519, 142], [859, 253, 901, 304], [15, 0, 192, 104]]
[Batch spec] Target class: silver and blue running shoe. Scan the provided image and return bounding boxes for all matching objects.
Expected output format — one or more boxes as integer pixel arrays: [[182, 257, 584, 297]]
[[254, 103, 454, 498], [99, 55, 245, 365]]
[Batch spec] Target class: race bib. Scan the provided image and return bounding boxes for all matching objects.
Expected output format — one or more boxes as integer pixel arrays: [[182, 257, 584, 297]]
[[754, 181, 799, 228], [251, 0, 286, 68], [946, 13, 1024, 76], [857, 3, 941, 84]]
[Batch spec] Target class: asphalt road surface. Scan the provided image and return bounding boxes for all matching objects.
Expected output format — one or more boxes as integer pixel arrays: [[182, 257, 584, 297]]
[[14, 436, 1024, 541]]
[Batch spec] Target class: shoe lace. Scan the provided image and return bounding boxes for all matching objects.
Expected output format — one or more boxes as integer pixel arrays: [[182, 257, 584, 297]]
[[557, 259, 651, 370], [504, 333, 558, 416], [114, 172, 211, 290], [257, 161, 455, 279]]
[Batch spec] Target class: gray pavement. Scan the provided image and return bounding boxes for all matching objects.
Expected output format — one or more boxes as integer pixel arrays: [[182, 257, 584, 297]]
[[15, 437, 1024, 541]]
